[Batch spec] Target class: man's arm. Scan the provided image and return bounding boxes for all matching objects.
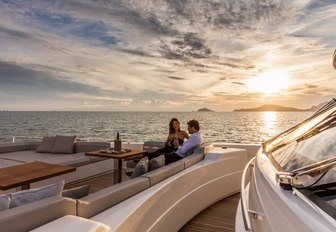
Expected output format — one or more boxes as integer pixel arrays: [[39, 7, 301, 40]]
[[175, 133, 202, 157]]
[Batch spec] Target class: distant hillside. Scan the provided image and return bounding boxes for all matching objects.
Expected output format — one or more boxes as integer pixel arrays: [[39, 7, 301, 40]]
[[197, 108, 213, 112], [234, 104, 303, 112], [307, 102, 328, 111], [234, 102, 328, 112]]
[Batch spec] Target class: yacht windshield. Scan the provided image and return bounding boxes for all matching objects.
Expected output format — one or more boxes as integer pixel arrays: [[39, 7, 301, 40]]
[[263, 99, 336, 187]]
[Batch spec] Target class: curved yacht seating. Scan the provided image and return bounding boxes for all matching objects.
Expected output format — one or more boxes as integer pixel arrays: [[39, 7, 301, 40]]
[[0, 142, 253, 231], [30, 215, 109, 232], [76, 143, 213, 218], [0, 141, 111, 192], [0, 196, 76, 232], [87, 146, 248, 231], [7, 143, 214, 232], [0, 141, 110, 168]]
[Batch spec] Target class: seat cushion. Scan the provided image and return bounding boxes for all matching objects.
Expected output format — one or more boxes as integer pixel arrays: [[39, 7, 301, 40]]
[[0, 194, 10, 211], [36, 136, 56, 153], [0, 150, 91, 167], [149, 155, 165, 171], [77, 178, 150, 218], [184, 152, 204, 169], [0, 143, 30, 153], [131, 157, 149, 179], [9, 180, 65, 208], [62, 185, 91, 199], [31, 215, 109, 232], [51, 135, 76, 154], [142, 159, 185, 186], [0, 196, 76, 232]]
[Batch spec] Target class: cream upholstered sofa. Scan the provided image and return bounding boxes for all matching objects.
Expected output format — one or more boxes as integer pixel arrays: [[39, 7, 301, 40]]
[[76, 142, 212, 218], [79, 143, 248, 232], [0, 139, 110, 169], [0, 142, 218, 231], [0, 137, 111, 194], [0, 195, 76, 232]]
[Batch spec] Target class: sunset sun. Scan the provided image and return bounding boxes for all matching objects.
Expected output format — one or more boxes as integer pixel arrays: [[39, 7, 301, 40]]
[[248, 69, 290, 95]]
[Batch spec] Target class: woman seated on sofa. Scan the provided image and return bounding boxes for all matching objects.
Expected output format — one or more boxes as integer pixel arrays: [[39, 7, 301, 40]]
[[126, 118, 202, 178], [154, 118, 189, 154], [148, 119, 202, 165], [130, 119, 203, 178]]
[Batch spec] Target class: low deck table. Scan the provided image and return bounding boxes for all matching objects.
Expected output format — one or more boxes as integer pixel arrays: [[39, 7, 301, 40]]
[[0, 161, 76, 191], [85, 150, 147, 183]]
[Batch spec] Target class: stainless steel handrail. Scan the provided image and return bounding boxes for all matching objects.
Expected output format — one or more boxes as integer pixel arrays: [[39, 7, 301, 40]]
[[241, 157, 255, 231]]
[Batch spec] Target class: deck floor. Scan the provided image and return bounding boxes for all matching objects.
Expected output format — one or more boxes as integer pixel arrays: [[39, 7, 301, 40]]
[[65, 171, 240, 232], [180, 193, 240, 232]]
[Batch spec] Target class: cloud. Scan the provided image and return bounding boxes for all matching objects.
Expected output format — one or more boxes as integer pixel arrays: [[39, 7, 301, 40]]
[[0, 61, 103, 96], [0, 0, 336, 111], [305, 84, 318, 89], [232, 81, 245, 86], [117, 48, 155, 57], [167, 76, 185, 80]]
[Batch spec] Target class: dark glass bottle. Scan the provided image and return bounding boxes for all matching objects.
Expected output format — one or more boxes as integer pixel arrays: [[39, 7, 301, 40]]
[[114, 132, 122, 152]]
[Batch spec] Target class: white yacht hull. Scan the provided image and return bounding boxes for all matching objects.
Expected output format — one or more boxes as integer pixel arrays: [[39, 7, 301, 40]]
[[236, 151, 336, 232]]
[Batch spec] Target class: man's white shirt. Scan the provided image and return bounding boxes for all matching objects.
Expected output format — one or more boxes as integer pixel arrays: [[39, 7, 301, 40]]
[[175, 131, 203, 157]]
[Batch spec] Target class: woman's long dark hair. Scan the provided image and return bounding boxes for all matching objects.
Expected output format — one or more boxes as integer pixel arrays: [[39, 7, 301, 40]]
[[169, 118, 181, 135]]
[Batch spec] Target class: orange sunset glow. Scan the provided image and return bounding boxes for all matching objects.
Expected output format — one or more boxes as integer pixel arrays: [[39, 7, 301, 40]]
[[0, 1, 335, 111]]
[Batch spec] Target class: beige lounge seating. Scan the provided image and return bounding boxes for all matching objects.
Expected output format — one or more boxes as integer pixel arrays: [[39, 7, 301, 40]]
[[0, 141, 248, 231], [90, 145, 248, 231], [0, 196, 76, 232], [31, 215, 109, 232], [77, 178, 150, 218], [0, 142, 110, 168], [0, 141, 111, 192]]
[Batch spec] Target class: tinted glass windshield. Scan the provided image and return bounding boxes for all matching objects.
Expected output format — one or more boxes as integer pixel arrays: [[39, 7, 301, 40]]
[[264, 99, 336, 175]]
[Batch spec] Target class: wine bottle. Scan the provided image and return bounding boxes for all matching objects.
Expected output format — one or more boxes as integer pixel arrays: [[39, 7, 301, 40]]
[[114, 132, 122, 152]]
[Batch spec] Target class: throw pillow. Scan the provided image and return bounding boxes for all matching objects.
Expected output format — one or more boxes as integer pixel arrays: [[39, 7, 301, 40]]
[[131, 157, 149, 179], [9, 180, 65, 208], [36, 136, 56, 153], [0, 194, 10, 211], [62, 184, 91, 199], [149, 155, 165, 171], [51, 135, 77, 154]]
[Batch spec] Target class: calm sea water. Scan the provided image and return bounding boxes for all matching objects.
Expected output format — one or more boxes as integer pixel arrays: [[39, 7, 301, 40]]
[[0, 111, 313, 144]]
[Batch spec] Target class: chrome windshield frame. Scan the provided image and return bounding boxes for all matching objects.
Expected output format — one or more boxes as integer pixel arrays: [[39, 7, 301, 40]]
[[262, 98, 336, 155], [276, 156, 336, 188]]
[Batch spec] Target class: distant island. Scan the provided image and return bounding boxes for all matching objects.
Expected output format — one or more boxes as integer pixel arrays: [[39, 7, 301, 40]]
[[197, 108, 213, 112], [234, 102, 327, 112]]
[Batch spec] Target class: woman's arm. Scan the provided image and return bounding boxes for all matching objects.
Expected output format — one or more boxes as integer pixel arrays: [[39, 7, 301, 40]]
[[165, 133, 173, 146], [182, 131, 189, 139]]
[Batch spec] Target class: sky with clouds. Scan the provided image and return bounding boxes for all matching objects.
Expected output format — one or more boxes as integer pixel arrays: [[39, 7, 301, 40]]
[[0, 0, 336, 111]]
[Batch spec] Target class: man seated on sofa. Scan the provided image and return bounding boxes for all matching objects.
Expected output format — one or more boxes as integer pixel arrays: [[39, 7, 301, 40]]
[[148, 119, 203, 165]]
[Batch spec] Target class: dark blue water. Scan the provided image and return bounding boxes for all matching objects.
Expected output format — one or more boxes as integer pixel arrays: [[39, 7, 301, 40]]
[[0, 111, 313, 144]]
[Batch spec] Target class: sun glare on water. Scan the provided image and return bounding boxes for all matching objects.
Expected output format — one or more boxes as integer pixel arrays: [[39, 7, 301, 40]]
[[248, 69, 290, 95]]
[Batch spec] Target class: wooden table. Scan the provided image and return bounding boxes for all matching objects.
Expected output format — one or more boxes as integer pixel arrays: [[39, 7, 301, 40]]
[[85, 150, 147, 183], [0, 161, 76, 191]]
